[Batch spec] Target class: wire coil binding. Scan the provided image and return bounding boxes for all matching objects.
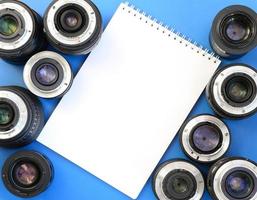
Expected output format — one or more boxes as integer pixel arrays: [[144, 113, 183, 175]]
[[123, 2, 220, 63]]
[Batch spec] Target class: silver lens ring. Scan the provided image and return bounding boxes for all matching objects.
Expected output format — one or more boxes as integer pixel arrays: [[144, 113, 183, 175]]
[[45, 0, 97, 46], [0, 2, 33, 50], [23, 51, 73, 98], [212, 159, 257, 200], [153, 160, 204, 200], [180, 115, 230, 163], [212, 65, 257, 116], [0, 90, 28, 140]]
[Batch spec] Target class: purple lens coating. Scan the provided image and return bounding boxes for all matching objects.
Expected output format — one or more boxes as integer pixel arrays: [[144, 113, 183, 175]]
[[14, 162, 39, 186], [226, 171, 253, 198], [226, 19, 248, 41], [192, 124, 220, 152], [36, 64, 58, 86]]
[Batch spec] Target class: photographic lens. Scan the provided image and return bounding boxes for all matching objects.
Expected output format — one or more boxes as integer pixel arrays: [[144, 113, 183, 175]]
[[0, 0, 46, 64], [13, 162, 39, 187], [153, 159, 204, 200], [206, 64, 257, 119], [44, 0, 103, 55], [0, 102, 14, 125], [0, 86, 44, 147], [210, 5, 257, 59], [226, 171, 254, 199], [2, 151, 53, 198], [35, 64, 59, 86], [24, 51, 73, 98], [207, 157, 257, 200], [192, 124, 221, 153], [180, 114, 230, 163], [0, 15, 18, 36]]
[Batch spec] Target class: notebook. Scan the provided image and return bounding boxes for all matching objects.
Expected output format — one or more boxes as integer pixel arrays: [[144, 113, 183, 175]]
[[38, 2, 221, 199]]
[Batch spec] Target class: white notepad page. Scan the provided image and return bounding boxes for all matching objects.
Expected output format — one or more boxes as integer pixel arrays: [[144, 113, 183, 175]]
[[38, 2, 221, 199]]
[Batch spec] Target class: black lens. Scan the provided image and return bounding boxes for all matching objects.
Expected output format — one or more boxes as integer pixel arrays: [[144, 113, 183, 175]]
[[0, 102, 14, 125], [13, 162, 40, 187], [163, 171, 196, 199], [0, 1, 46, 64], [0, 15, 18, 36], [0, 86, 44, 148], [225, 76, 253, 104], [225, 171, 254, 199], [44, 0, 103, 55], [210, 5, 257, 59], [36, 64, 59, 86], [2, 151, 53, 198], [192, 124, 221, 153], [224, 15, 251, 43]]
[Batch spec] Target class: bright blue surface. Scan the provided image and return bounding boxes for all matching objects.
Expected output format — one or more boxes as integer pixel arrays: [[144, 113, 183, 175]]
[[0, 0, 257, 199]]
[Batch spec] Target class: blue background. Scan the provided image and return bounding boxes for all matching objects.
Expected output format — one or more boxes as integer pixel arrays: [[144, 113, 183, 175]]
[[0, 0, 257, 199]]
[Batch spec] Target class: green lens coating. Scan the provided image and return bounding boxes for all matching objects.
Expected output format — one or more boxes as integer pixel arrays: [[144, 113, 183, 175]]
[[0, 103, 14, 125], [0, 15, 18, 36]]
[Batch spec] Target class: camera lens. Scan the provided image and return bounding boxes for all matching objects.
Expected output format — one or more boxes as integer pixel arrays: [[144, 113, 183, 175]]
[[207, 157, 257, 200], [23, 51, 73, 98], [0, 86, 44, 147], [44, 0, 103, 55], [180, 114, 230, 163], [2, 151, 53, 197], [206, 64, 257, 119], [0, 0, 46, 64], [152, 159, 204, 200], [210, 5, 257, 59]]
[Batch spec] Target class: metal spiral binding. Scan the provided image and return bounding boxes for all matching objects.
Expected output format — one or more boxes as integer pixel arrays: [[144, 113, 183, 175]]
[[122, 2, 220, 63]]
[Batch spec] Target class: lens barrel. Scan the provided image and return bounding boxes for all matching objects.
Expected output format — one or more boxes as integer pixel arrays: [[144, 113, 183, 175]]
[[23, 51, 73, 99], [206, 64, 257, 119], [2, 151, 53, 198], [0, 0, 46, 64], [44, 0, 103, 55], [210, 5, 257, 59], [207, 157, 257, 200], [0, 86, 44, 147], [152, 159, 205, 200], [180, 114, 230, 163]]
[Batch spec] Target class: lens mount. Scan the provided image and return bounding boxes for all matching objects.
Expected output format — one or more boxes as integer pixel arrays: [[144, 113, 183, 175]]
[[210, 5, 257, 59], [208, 157, 257, 200], [0, 86, 44, 147], [0, 0, 46, 64], [0, 1, 33, 50], [206, 64, 257, 118], [44, 0, 103, 55], [180, 114, 230, 163], [2, 151, 53, 198], [153, 159, 204, 200], [0, 90, 28, 140], [24, 51, 73, 98]]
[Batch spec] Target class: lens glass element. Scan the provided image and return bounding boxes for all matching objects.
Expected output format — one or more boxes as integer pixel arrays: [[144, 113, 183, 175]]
[[225, 76, 253, 104], [192, 124, 221, 153], [65, 13, 79, 28], [0, 15, 18, 36], [225, 171, 254, 199], [224, 15, 251, 43], [13, 162, 40, 187], [172, 177, 189, 194], [36, 64, 59, 86], [0, 102, 14, 125], [163, 171, 195, 199]]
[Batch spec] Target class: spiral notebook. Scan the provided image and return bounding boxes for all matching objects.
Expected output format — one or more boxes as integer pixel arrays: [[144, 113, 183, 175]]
[[38, 2, 221, 199]]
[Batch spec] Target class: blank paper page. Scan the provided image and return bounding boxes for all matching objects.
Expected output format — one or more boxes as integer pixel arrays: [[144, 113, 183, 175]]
[[38, 2, 220, 199]]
